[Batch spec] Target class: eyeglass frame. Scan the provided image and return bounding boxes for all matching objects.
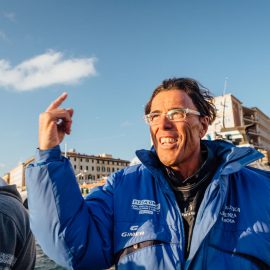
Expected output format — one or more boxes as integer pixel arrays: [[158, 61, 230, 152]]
[[144, 108, 201, 126]]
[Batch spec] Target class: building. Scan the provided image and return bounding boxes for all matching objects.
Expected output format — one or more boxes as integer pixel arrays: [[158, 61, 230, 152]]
[[3, 150, 130, 194], [2, 158, 34, 193], [206, 94, 244, 142], [242, 106, 270, 152], [66, 150, 130, 184], [206, 93, 270, 167]]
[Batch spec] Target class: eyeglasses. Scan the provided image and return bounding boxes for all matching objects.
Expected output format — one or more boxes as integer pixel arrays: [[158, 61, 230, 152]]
[[144, 108, 201, 126]]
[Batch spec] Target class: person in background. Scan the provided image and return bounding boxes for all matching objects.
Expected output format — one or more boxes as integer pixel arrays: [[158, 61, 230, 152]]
[[26, 78, 270, 269], [0, 177, 36, 269]]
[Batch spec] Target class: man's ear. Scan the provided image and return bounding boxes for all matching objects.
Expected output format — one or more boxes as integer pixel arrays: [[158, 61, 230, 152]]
[[199, 116, 210, 138]]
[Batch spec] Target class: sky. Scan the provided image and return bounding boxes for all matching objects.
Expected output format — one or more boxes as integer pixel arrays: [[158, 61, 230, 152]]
[[0, 0, 270, 176]]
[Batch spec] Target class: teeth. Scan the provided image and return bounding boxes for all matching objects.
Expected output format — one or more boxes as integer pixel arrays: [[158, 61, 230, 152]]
[[160, 137, 177, 144]]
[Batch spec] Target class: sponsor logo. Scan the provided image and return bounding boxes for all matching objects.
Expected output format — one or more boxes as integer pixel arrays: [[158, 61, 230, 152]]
[[130, 225, 139, 231], [131, 199, 160, 215], [121, 225, 145, 237], [121, 231, 145, 237], [219, 204, 240, 224]]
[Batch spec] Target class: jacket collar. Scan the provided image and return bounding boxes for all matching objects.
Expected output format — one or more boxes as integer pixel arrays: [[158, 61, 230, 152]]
[[136, 139, 263, 176]]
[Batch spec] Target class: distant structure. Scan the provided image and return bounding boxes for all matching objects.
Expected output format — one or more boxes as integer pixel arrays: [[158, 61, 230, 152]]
[[130, 156, 141, 166], [206, 93, 270, 168], [2, 158, 34, 202], [66, 149, 130, 184], [2, 150, 130, 195]]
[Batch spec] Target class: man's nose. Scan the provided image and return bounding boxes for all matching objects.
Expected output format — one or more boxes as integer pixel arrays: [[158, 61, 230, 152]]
[[158, 114, 173, 129]]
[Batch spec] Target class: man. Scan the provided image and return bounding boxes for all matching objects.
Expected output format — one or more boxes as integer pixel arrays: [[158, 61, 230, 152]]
[[26, 78, 270, 269], [0, 177, 36, 269]]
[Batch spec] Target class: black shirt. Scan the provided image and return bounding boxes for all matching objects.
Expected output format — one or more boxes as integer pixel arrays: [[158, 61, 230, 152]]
[[165, 143, 218, 258]]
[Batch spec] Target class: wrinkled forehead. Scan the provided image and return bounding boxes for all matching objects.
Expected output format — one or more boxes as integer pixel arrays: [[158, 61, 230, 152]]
[[150, 89, 197, 112]]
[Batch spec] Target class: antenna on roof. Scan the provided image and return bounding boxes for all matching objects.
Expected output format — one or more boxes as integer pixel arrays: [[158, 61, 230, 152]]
[[222, 77, 229, 128], [223, 77, 228, 96]]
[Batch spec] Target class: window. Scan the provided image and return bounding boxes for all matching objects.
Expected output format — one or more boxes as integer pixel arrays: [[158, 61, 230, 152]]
[[97, 166, 100, 172], [107, 167, 110, 172], [74, 165, 77, 169], [80, 166, 83, 170], [86, 166, 88, 170], [102, 166, 105, 172]]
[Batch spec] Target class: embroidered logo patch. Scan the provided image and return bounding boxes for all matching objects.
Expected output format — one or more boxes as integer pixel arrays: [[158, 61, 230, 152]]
[[0, 252, 16, 267], [131, 199, 160, 215], [219, 204, 240, 224]]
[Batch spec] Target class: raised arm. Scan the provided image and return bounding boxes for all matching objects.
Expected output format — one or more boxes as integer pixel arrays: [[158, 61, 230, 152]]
[[26, 93, 114, 269]]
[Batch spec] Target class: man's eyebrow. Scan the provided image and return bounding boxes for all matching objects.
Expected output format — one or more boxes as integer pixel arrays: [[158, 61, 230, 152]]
[[149, 109, 162, 114], [150, 107, 182, 113]]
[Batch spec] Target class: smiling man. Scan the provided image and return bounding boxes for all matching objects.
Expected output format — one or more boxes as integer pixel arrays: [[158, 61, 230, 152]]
[[26, 78, 270, 270], [145, 83, 211, 178]]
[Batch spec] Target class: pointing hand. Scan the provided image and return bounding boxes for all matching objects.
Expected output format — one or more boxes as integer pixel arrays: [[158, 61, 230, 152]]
[[39, 92, 73, 150]]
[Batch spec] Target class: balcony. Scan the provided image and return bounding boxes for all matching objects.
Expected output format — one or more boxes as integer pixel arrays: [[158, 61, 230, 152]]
[[243, 116, 259, 123]]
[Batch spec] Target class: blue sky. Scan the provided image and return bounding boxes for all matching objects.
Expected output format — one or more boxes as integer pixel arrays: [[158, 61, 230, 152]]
[[1, 0, 270, 176]]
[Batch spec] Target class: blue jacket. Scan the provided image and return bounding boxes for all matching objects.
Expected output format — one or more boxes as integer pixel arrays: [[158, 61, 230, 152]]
[[26, 140, 270, 270]]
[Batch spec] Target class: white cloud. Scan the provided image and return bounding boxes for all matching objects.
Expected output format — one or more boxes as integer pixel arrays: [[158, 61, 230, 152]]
[[0, 50, 97, 91]]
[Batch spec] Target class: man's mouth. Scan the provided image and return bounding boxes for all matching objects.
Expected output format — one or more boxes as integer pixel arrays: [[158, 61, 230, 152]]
[[160, 137, 177, 145]]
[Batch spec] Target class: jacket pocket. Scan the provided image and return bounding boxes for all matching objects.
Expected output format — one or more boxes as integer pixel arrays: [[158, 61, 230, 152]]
[[114, 240, 163, 263], [116, 242, 182, 270], [114, 220, 182, 269]]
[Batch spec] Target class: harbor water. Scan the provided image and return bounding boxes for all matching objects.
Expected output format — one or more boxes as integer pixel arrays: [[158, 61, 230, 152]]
[[35, 242, 65, 270], [35, 242, 115, 269]]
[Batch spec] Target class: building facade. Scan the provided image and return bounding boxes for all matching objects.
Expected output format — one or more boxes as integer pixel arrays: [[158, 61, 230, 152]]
[[3, 151, 130, 193], [206, 93, 270, 167], [3, 158, 34, 192], [66, 150, 130, 184]]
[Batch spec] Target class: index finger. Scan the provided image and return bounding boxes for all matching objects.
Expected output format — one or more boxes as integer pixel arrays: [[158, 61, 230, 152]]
[[46, 92, 68, 112]]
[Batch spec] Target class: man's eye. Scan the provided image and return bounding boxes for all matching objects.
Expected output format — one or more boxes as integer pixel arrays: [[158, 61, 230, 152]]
[[171, 111, 184, 120], [151, 114, 160, 121]]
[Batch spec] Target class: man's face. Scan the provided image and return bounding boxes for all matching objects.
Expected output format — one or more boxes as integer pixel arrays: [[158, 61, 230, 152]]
[[149, 89, 209, 172]]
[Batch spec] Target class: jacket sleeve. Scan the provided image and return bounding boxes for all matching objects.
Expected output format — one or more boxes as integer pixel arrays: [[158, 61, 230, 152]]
[[0, 196, 36, 270], [0, 213, 19, 268], [26, 146, 114, 270]]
